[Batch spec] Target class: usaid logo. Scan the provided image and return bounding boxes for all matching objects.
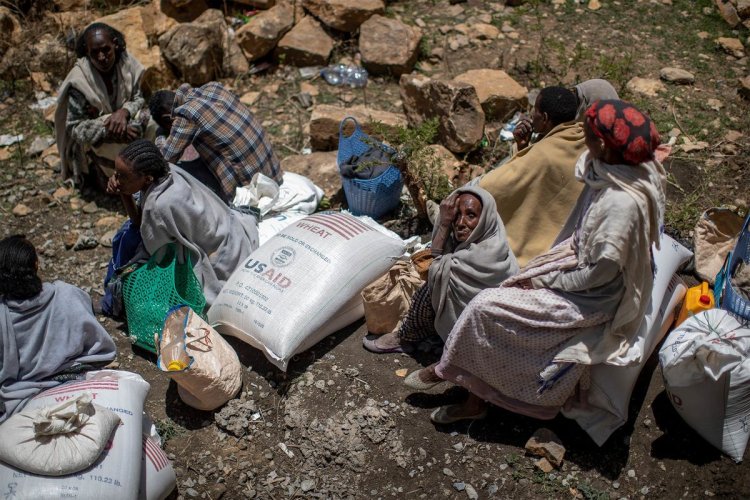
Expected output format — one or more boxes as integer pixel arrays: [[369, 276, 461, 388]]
[[271, 246, 295, 267]]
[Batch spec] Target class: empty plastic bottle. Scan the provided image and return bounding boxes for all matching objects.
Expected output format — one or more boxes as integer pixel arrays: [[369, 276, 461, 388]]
[[320, 64, 368, 88], [161, 333, 188, 371]]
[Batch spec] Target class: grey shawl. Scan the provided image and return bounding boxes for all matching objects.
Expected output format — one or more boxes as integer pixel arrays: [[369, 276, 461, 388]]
[[55, 54, 144, 180], [428, 186, 519, 340], [0, 282, 117, 422], [574, 79, 619, 120], [140, 165, 260, 306]]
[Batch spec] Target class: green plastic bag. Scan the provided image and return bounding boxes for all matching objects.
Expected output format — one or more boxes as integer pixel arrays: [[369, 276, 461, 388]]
[[122, 243, 206, 353]]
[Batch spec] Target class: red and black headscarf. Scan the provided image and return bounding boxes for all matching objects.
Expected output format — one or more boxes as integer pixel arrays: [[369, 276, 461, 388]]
[[584, 99, 660, 165]]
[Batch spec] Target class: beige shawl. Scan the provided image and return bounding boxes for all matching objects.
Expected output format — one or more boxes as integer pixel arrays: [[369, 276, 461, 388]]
[[55, 54, 144, 180], [574, 79, 619, 120]]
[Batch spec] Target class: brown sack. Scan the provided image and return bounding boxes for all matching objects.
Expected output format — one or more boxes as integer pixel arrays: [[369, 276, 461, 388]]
[[694, 208, 745, 284], [362, 261, 423, 334]]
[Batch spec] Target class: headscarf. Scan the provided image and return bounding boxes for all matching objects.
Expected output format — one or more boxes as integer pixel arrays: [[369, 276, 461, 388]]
[[585, 99, 660, 166], [574, 79, 619, 120], [428, 186, 519, 341]]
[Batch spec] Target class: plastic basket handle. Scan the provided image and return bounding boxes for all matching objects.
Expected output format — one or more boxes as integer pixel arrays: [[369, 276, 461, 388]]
[[339, 116, 361, 139]]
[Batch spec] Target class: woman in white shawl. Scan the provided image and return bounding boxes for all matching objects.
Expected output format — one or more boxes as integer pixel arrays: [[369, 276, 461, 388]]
[[107, 140, 259, 307], [1, 235, 116, 422], [55, 23, 151, 187], [427, 100, 666, 424], [363, 186, 519, 388]]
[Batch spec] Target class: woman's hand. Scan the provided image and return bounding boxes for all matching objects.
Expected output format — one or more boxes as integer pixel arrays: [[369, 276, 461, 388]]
[[104, 109, 129, 138], [106, 174, 120, 195], [437, 193, 459, 228], [513, 115, 533, 150]]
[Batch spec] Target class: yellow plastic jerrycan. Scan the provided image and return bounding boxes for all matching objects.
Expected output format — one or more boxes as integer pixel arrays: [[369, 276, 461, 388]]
[[675, 281, 715, 326]]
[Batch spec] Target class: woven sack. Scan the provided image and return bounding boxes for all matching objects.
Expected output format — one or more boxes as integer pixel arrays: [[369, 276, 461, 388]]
[[157, 305, 242, 411], [694, 208, 744, 285], [361, 260, 423, 334], [122, 244, 206, 353]]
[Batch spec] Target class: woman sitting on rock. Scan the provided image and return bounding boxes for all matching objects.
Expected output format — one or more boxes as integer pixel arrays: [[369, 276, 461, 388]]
[[55, 22, 152, 189], [363, 186, 519, 389], [107, 139, 260, 306], [424, 100, 665, 424], [0, 235, 117, 423]]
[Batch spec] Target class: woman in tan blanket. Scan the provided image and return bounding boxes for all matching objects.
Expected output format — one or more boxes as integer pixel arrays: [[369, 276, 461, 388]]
[[55, 23, 150, 189], [422, 100, 665, 424]]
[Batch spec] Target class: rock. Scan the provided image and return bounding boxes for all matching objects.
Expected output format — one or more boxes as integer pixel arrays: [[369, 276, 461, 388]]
[[626, 77, 666, 97], [725, 130, 743, 142], [715, 0, 741, 26], [53, 186, 74, 201], [534, 457, 555, 473], [588, 0, 601, 10], [63, 232, 79, 250], [240, 91, 261, 106], [302, 0, 385, 32], [716, 37, 745, 58], [739, 75, 750, 99], [300, 81, 319, 96], [12, 203, 30, 217], [95, 215, 124, 228], [70, 198, 84, 211], [737, 0, 750, 18], [300, 479, 315, 492], [465, 483, 478, 500], [308, 104, 407, 151], [233, 0, 276, 7], [52, 0, 91, 9], [158, 0, 209, 23], [707, 98, 723, 111], [46, 10, 97, 34], [280, 151, 340, 196], [469, 23, 500, 40], [424, 144, 462, 184], [29, 34, 71, 80], [453, 69, 528, 120], [73, 231, 98, 251], [207, 483, 227, 499], [453, 482, 465, 492], [236, 3, 294, 62], [659, 67, 695, 84], [276, 16, 334, 66], [82, 201, 98, 214], [27, 136, 55, 157], [98, 7, 174, 93], [0, 7, 21, 59], [399, 73, 485, 153], [192, 9, 250, 77], [99, 228, 117, 247], [140, 0, 179, 39], [525, 428, 565, 468], [359, 15, 421, 76], [159, 15, 224, 85]]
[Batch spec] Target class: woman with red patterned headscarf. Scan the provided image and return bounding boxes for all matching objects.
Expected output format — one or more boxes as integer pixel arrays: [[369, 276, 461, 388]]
[[408, 100, 666, 425]]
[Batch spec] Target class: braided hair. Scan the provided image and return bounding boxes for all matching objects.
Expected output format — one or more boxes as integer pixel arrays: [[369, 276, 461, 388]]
[[75, 22, 126, 60], [148, 90, 176, 127], [119, 139, 170, 180], [537, 86, 578, 126], [0, 235, 43, 301]]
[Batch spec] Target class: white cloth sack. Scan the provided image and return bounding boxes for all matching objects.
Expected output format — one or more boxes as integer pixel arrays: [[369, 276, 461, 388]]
[[0, 370, 149, 499], [659, 309, 750, 462], [208, 212, 405, 370], [0, 393, 120, 476], [233, 172, 323, 216], [139, 416, 176, 500], [563, 234, 693, 445], [158, 305, 242, 411]]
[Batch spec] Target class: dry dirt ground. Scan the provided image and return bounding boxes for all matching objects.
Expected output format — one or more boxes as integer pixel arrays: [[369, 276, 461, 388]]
[[2, 0, 750, 498]]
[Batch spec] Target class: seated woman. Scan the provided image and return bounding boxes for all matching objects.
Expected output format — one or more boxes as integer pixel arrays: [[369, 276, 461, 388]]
[[422, 100, 665, 424], [0, 235, 117, 422], [55, 22, 152, 189], [363, 186, 519, 388], [107, 139, 260, 306]]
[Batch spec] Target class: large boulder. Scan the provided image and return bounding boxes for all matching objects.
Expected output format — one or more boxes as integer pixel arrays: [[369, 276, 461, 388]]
[[0, 7, 21, 59], [359, 15, 421, 76], [98, 7, 174, 93], [46, 10, 97, 34], [275, 16, 334, 67], [232, 0, 276, 7], [141, 0, 180, 41], [399, 73, 485, 153], [192, 9, 249, 77], [158, 0, 209, 23], [52, 0, 91, 8], [308, 104, 408, 151], [453, 69, 527, 120], [302, 0, 385, 32], [281, 151, 340, 197], [236, 2, 294, 62], [159, 12, 224, 85]]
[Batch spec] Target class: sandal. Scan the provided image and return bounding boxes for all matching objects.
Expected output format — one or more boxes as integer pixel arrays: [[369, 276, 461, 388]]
[[362, 335, 412, 354], [430, 404, 488, 425], [404, 369, 445, 391]]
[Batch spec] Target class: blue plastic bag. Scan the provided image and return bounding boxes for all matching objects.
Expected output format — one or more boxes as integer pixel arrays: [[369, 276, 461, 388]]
[[101, 220, 142, 317]]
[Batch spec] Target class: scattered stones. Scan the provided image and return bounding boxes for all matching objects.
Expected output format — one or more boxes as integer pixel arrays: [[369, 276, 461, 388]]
[[716, 37, 745, 58], [99, 228, 117, 248], [240, 91, 261, 106], [443, 467, 455, 477], [660, 67, 695, 84], [300, 479, 315, 492], [12, 203, 31, 217], [82, 201, 98, 214], [399, 73, 485, 153], [627, 468, 636, 478], [453, 69, 528, 120], [236, 3, 294, 63], [215, 399, 258, 437], [534, 457, 555, 473], [26, 136, 55, 157], [707, 98, 723, 111], [95, 215, 124, 228], [359, 15, 422, 76], [524, 428, 565, 468], [626, 77, 666, 97], [73, 231, 98, 251], [308, 104, 407, 151], [53, 186, 74, 201], [276, 16, 335, 67], [302, 0, 385, 32]]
